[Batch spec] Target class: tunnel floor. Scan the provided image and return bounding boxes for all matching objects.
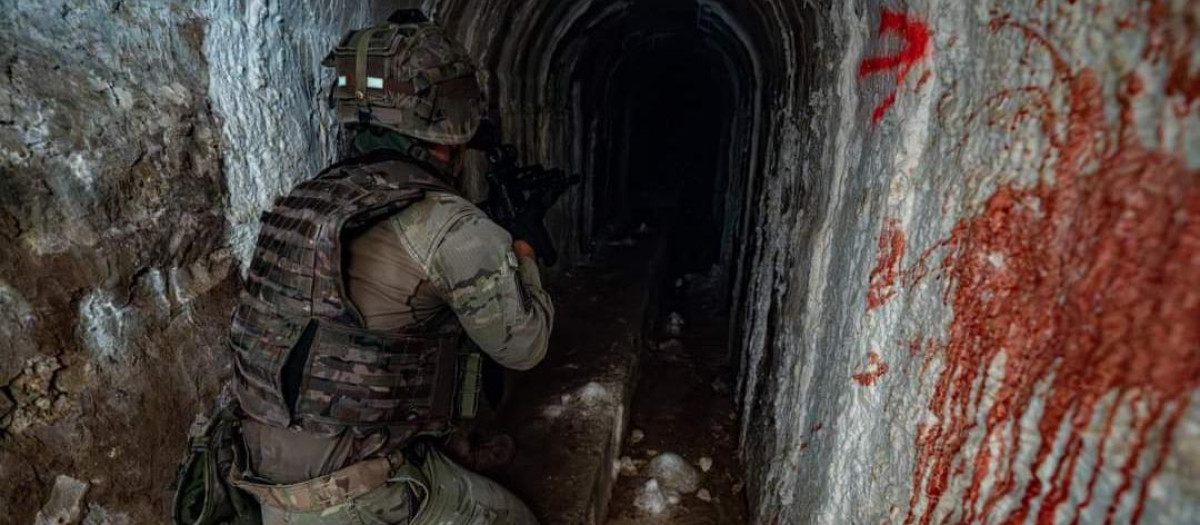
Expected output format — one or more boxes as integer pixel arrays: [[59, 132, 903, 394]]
[[606, 268, 749, 524], [471, 223, 747, 523]]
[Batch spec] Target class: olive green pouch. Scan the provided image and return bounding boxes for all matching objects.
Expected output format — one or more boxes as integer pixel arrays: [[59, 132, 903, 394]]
[[172, 402, 261, 525]]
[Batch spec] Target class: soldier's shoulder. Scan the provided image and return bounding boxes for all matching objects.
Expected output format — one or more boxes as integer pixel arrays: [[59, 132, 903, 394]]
[[387, 191, 490, 261], [399, 190, 486, 228]]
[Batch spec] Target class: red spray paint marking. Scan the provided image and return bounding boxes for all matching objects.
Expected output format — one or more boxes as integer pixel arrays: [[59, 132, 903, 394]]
[[853, 351, 891, 386], [867, 218, 907, 310], [859, 10, 933, 124], [903, 18, 1200, 525]]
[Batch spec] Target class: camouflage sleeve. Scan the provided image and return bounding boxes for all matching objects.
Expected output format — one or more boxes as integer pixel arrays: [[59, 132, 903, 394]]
[[429, 211, 554, 371]]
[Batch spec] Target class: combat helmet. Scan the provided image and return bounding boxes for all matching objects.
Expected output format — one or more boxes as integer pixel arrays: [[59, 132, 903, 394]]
[[324, 9, 484, 145]]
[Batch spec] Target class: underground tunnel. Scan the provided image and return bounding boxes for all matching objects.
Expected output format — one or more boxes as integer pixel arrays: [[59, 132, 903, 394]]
[[0, 0, 1197, 524]]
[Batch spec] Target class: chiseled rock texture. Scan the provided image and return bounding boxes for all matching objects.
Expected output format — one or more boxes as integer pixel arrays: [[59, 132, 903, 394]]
[[0, 0, 383, 521], [0, 2, 228, 522], [735, 0, 1198, 524], [1, 0, 1196, 523]]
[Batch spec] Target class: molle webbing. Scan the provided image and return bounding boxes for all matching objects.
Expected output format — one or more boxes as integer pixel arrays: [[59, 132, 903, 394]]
[[230, 159, 461, 430]]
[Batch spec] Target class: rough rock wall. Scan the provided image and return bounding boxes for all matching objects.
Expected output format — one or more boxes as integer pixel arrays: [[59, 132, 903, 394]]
[[737, 0, 1198, 523], [0, 0, 576, 520], [0, 1, 385, 521]]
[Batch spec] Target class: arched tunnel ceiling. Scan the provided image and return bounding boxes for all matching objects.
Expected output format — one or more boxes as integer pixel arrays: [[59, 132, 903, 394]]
[[4, 0, 1195, 523], [421, 0, 808, 271], [431, 0, 805, 130]]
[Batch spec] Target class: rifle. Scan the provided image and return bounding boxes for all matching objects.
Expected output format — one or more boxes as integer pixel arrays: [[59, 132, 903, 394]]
[[482, 145, 580, 266]]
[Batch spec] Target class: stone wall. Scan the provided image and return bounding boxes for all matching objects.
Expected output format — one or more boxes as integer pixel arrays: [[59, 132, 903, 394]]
[[0, 0, 384, 521], [735, 0, 1199, 523], [1, 0, 1195, 523]]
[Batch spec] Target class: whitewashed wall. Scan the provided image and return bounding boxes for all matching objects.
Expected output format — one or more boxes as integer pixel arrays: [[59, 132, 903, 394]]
[[737, 0, 1199, 523]]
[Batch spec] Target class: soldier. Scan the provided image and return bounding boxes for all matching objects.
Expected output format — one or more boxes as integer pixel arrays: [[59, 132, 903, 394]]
[[224, 12, 551, 525]]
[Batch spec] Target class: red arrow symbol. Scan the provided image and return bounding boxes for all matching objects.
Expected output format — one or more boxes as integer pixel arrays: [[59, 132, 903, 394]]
[[859, 10, 932, 124]]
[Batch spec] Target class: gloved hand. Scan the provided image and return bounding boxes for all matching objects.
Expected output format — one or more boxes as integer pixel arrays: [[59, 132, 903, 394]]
[[498, 206, 558, 265], [513, 240, 536, 259]]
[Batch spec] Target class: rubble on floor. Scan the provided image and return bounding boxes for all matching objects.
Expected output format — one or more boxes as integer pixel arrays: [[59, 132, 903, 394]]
[[34, 475, 90, 525], [486, 238, 667, 524], [606, 269, 748, 524]]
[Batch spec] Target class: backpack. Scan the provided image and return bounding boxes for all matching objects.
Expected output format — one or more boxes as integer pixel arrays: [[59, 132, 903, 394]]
[[172, 397, 261, 525]]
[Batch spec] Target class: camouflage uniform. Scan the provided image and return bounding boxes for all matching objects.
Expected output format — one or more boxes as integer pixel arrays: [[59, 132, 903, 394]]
[[229, 150, 550, 524], [225, 13, 550, 525], [238, 442, 540, 525], [239, 161, 553, 480]]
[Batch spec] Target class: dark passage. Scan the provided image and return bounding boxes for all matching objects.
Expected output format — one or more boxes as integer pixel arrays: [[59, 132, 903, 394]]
[[480, 3, 754, 521], [543, 3, 750, 521], [593, 40, 733, 276]]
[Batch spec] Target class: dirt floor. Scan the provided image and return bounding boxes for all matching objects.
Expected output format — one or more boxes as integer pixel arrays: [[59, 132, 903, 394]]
[[605, 269, 749, 524], [480, 233, 665, 524]]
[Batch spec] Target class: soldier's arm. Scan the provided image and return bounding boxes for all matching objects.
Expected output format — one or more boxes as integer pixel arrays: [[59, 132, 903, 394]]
[[430, 210, 554, 370]]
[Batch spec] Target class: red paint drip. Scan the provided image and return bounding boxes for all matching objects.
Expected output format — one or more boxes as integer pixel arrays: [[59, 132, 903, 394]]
[[1146, 0, 1199, 109], [859, 9, 933, 123], [915, 70, 934, 91], [853, 351, 891, 386], [905, 20, 1200, 525], [867, 218, 907, 310], [907, 334, 926, 357]]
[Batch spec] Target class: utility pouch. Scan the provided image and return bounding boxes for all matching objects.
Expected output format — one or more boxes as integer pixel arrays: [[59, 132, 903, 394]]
[[455, 351, 484, 420], [172, 401, 261, 525]]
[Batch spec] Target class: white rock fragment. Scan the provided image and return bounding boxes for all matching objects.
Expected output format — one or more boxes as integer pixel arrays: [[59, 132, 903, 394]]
[[542, 404, 565, 419], [646, 452, 701, 494], [577, 382, 609, 406], [665, 312, 685, 335], [697, 488, 712, 502], [630, 428, 645, 444], [697, 456, 713, 473], [78, 289, 132, 362], [634, 479, 669, 516], [666, 491, 682, 505], [34, 475, 90, 525]]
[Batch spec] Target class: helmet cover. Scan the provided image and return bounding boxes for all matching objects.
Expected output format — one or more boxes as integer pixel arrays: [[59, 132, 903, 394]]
[[325, 20, 484, 145]]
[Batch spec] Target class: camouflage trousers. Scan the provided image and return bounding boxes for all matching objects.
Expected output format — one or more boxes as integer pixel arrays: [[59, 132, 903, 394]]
[[245, 444, 538, 525]]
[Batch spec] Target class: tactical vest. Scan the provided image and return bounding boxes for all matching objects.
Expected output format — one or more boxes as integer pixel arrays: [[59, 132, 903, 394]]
[[230, 154, 462, 433]]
